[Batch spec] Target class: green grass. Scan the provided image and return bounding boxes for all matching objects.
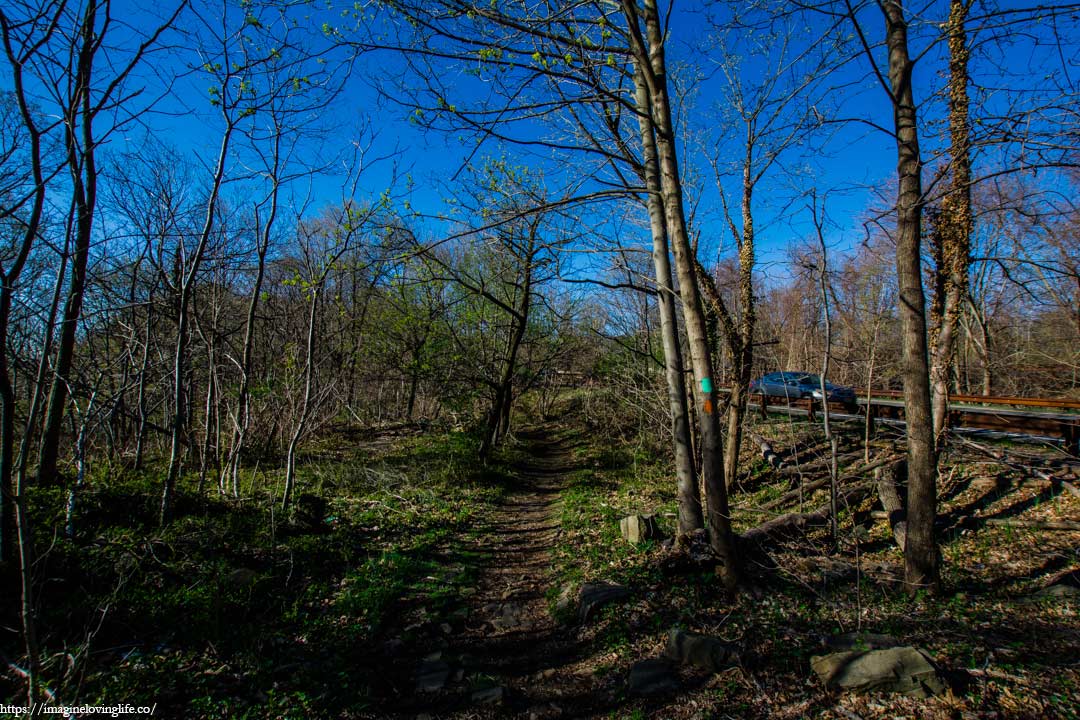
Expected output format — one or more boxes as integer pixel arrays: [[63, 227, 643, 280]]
[[8, 425, 507, 717]]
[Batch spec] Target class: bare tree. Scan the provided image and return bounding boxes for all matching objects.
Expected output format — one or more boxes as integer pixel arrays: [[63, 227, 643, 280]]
[[872, 0, 939, 592], [279, 203, 381, 511]]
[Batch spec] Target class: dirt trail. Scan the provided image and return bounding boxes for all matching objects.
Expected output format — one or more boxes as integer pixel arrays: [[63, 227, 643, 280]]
[[384, 427, 613, 719]]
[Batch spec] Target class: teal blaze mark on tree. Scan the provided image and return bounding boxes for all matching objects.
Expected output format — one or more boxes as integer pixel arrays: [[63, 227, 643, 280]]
[[701, 378, 713, 394]]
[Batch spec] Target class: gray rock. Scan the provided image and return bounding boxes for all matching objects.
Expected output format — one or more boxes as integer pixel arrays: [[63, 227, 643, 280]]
[[471, 686, 508, 705], [811, 646, 948, 698], [225, 567, 259, 590], [1029, 583, 1080, 601], [415, 660, 451, 693], [620, 514, 664, 544], [825, 632, 902, 652], [578, 582, 632, 623], [628, 658, 678, 696], [665, 628, 739, 672], [554, 582, 632, 624]]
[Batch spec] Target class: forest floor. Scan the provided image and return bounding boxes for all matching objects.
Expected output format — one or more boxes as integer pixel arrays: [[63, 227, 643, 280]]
[[3, 392, 1079, 718], [358, 401, 1080, 719]]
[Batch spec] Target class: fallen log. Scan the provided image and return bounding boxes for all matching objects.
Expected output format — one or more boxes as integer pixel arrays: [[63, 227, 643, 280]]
[[777, 450, 864, 477], [752, 434, 784, 470], [983, 519, 1080, 531], [956, 436, 1062, 485], [969, 477, 1059, 491], [761, 452, 901, 512], [742, 482, 874, 546], [867, 512, 1080, 532], [875, 459, 908, 550]]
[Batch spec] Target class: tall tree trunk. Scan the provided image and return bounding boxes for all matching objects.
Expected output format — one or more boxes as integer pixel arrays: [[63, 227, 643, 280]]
[[624, 0, 739, 588], [633, 63, 703, 535], [282, 285, 321, 512], [38, 3, 99, 486], [881, 0, 940, 593], [133, 300, 153, 471], [723, 137, 757, 494], [812, 196, 838, 548], [223, 140, 278, 496], [198, 335, 217, 495], [929, 0, 973, 441], [0, 1, 50, 566]]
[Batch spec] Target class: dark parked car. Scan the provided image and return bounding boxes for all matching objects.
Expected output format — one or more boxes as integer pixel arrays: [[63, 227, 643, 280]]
[[749, 372, 856, 407]]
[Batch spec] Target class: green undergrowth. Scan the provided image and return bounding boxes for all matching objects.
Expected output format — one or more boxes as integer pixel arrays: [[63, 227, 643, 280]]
[[7, 425, 510, 717], [552, 439, 674, 591]]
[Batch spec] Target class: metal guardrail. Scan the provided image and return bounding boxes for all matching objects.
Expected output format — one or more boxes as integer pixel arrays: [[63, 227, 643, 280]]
[[750, 391, 1080, 454], [856, 389, 1080, 412]]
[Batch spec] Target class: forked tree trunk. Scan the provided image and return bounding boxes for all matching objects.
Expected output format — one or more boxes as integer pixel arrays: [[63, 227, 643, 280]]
[[481, 266, 531, 459], [633, 63, 703, 535], [722, 141, 757, 495], [282, 285, 322, 513], [38, 3, 99, 486], [624, 0, 739, 588], [881, 0, 940, 594]]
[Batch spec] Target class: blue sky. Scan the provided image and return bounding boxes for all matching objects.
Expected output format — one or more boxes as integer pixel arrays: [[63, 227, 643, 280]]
[[5, 0, 1076, 289]]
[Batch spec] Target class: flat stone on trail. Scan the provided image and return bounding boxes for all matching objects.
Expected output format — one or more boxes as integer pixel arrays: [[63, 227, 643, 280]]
[[811, 646, 948, 698], [628, 658, 679, 696], [415, 659, 451, 693], [471, 686, 508, 705], [620, 514, 663, 544], [556, 581, 632, 624], [490, 603, 524, 631], [665, 628, 739, 672]]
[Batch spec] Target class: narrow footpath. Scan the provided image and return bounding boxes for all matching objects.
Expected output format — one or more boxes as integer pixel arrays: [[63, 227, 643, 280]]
[[381, 427, 617, 719]]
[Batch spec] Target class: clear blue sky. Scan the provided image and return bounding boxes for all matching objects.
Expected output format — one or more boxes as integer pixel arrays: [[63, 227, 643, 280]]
[[5, 0, 1075, 288]]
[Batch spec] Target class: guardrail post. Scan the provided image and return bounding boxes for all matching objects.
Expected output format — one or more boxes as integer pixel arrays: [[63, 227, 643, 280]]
[[759, 393, 767, 419], [807, 397, 816, 422]]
